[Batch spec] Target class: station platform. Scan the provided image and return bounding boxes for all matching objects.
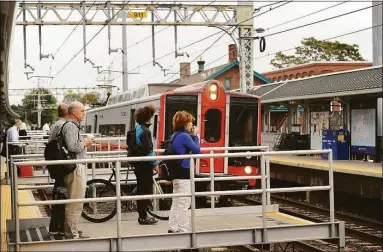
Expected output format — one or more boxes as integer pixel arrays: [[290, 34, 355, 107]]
[[269, 155, 382, 178], [1, 185, 41, 251], [6, 205, 344, 251]]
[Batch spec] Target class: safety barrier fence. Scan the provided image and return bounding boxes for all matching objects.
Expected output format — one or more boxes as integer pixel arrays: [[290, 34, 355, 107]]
[[10, 149, 336, 252], [8, 146, 271, 215]]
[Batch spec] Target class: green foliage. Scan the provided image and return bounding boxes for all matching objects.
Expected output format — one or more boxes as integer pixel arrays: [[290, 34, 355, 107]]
[[22, 88, 57, 125], [63, 93, 82, 104], [270, 37, 366, 69]]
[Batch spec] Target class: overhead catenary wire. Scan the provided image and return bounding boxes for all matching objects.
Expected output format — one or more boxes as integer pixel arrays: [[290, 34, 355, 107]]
[[263, 2, 383, 38], [265, 0, 350, 31], [162, 27, 233, 83], [53, 1, 132, 80], [253, 23, 383, 61], [53, 0, 97, 58], [110, 0, 293, 83], [100, 0, 291, 78]]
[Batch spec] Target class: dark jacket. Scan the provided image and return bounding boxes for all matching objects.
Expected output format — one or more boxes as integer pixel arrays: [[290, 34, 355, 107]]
[[127, 124, 158, 167]]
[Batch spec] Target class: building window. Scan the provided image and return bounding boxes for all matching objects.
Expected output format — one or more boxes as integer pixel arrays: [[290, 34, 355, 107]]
[[309, 71, 315, 76], [277, 76, 282, 81], [296, 73, 301, 78], [224, 78, 232, 90], [289, 74, 294, 79], [204, 109, 221, 143], [302, 72, 308, 77], [272, 77, 276, 82]]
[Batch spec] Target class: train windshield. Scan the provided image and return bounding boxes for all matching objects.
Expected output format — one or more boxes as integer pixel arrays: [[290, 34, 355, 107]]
[[229, 97, 258, 146]]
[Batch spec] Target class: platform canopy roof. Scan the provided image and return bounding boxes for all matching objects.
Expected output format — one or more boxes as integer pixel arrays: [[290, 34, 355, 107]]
[[251, 65, 382, 104]]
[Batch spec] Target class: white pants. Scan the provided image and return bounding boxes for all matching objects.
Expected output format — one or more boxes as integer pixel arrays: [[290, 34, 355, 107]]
[[64, 164, 87, 238], [168, 179, 191, 232]]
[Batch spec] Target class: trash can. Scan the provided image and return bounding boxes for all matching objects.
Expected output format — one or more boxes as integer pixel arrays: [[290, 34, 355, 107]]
[[20, 165, 34, 177]]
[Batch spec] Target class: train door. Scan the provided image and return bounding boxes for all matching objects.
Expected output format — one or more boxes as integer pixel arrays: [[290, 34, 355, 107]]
[[200, 106, 225, 173], [93, 115, 98, 133]]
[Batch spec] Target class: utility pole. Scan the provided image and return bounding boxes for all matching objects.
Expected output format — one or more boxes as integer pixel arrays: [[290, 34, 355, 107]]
[[121, 3, 128, 92], [37, 93, 42, 127]]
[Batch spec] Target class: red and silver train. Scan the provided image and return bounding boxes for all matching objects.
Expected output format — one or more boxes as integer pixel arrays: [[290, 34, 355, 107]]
[[84, 80, 262, 203]]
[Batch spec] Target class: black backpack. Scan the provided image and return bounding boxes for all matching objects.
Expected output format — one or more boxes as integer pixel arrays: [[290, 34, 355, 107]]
[[160, 132, 182, 181], [44, 121, 78, 179], [126, 127, 148, 157]]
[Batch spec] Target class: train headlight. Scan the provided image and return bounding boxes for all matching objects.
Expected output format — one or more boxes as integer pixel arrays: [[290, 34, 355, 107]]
[[244, 166, 252, 175], [209, 84, 218, 101]]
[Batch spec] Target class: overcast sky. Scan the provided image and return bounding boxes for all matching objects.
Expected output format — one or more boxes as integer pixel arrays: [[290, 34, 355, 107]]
[[8, 0, 377, 105]]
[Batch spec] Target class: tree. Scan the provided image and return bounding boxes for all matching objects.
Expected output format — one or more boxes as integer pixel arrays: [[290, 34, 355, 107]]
[[270, 37, 366, 69], [62, 93, 82, 104], [22, 88, 57, 126], [80, 92, 100, 105]]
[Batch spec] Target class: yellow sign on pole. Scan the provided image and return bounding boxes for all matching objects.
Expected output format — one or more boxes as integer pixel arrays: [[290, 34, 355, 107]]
[[129, 12, 147, 19]]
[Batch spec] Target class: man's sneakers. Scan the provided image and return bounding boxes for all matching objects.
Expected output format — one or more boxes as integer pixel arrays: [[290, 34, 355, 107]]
[[138, 216, 158, 225]]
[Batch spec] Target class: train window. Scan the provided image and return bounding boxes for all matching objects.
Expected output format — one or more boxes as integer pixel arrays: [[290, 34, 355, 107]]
[[153, 115, 158, 139], [85, 125, 92, 133], [165, 95, 198, 140], [229, 98, 258, 146], [130, 109, 136, 130], [99, 124, 126, 137], [204, 109, 221, 143]]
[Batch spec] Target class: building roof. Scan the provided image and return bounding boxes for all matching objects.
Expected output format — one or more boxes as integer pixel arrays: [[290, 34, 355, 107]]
[[261, 61, 373, 75], [171, 60, 271, 85], [251, 65, 382, 104]]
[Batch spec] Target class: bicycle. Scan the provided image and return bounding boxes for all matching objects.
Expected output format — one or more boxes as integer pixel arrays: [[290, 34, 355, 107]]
[[81, 162, 172, 223]]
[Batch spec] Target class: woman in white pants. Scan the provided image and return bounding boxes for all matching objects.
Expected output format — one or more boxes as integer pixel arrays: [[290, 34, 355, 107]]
[[168, 111, 201, 233]]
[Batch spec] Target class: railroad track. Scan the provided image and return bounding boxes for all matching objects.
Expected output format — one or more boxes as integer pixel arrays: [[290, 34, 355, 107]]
[[246, 195, 383, 252], [32, 188, 51, 217]]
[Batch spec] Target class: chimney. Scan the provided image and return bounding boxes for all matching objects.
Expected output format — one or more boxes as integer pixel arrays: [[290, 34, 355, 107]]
[[180, 62, 190, 79], [228, 44, 238, 62], [197, 57, 205, 73]]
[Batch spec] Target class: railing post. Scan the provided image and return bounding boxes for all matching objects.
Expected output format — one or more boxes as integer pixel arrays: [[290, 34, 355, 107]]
[[266, 147, 271, 205], [196, 158, 200, 175], [13, 163, 20, 252], [260, 155, 268, 243], [190, 158, 197, 248], [10, 156, 15, 219], [115, 161, 122, 251], [6, 142, 10, 184], [328, 150, 335, 237], [209, 150, 215, 209]]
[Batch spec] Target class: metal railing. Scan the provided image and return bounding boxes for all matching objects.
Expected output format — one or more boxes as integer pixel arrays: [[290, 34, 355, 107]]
[[8, 145, 270, 213], [10, 149, 336, 252]]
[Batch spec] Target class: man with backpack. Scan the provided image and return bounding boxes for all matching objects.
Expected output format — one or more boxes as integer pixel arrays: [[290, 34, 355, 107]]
[[126, 104, 159, 225], [56, 101, 92, 239], [47, 103, 69, 236]]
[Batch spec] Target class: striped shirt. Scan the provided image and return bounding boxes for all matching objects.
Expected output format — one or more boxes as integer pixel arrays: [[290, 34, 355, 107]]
[[60, 119, 86, 160]]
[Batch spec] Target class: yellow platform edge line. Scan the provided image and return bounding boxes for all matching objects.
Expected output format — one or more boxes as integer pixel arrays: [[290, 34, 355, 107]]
[[267, 212, 313, 225], [270, 156, 381, 175], [1, 184, 42, 251]]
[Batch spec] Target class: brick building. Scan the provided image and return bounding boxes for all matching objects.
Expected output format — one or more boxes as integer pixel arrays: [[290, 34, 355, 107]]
[[170, 44, 271, 88], [262, 62, 373, 83]]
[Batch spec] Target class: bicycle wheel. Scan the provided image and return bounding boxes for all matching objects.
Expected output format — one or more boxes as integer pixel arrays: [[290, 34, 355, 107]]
[[82, 179, 117, 223], [146, 180, 172, 220]]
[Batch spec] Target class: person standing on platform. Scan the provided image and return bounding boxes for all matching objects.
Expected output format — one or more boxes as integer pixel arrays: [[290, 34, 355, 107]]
[[127, 104, 159, 225], [168, 111, 200, 233], [48, 103, 69, 236], [61, 101, 93, 239]]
